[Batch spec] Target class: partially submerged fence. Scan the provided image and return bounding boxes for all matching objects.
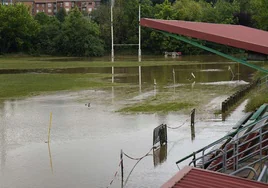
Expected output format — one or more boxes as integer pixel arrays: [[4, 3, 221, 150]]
[[222, 79, 260, 115]]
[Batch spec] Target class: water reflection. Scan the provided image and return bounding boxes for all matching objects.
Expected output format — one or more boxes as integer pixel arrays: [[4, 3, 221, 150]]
[[0, 121, 6, 172], [191, 81, 196, 89], [139, 66, 142, 93], [191, 125, 196, 141], [47, 142, 54, 174], [173, 68, 176, 93], [153, 144, 167, 167], [112, 66, 114, 83]]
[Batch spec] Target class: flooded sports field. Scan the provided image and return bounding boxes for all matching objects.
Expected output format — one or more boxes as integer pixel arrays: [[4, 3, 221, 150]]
[[0, 56, 256, 188]]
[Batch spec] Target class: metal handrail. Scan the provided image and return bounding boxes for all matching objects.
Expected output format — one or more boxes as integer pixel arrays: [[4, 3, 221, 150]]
[[258, 164, 268, 182], [230, 166, 258, 180], [177, 120, 268, 175], [188, 148, 224, 168], [223, 122, 268, 167], [222, 126, 268, 172], [176, 114, 268, 166]]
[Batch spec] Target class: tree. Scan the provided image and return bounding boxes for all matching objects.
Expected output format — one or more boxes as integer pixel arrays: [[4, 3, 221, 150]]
[[35, 13, 61, 55], [0, 4, 39, 53], [58, 7, 104, 56], [35, 12, 50, 25], [202, 0, 239, 24], [154, 0, 173, 19], [56, 8, 67, 22], [172, 0, 204, 21], [251, 0, 268, 30]]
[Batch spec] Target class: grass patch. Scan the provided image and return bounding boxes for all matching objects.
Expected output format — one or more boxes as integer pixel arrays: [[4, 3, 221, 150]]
[[245, 90, 268, 112], [118, 102, 194, 113], [245, 65, 268, 111], [0, 56, 235, 70], [0, 73, 116, 100]]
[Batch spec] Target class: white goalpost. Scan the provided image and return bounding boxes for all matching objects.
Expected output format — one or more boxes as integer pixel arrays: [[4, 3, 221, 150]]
[[110, 0, 141, 62]]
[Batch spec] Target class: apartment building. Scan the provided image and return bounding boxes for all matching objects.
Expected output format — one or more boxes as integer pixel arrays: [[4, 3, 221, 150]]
[[2, 0, 101, 15]]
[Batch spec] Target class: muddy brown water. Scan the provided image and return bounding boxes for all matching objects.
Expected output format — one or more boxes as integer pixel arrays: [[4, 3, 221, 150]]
[[0, 56, 257, 188]]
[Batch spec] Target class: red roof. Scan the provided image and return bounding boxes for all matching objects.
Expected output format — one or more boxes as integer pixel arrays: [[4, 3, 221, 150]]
[[161, 166, 268, 188], [140, 18, 268, 55]]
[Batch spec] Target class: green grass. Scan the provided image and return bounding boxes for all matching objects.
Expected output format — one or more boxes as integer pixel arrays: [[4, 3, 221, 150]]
[[245, 90, 268, 112], [0, 73, 115, 100], [118, 102, 194, 113], [0, 56, 232, 70], [245, 64, 268, 111]]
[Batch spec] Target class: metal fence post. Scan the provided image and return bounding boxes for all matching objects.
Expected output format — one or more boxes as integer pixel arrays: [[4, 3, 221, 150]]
[[193, 152, 196, 167]]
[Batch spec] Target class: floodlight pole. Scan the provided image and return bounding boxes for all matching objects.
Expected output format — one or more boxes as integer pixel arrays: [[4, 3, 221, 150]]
[[138, 3, 141, 62]]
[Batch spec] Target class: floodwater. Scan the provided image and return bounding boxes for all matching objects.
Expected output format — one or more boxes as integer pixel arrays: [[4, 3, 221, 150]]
[[0, 56, 257, 188]]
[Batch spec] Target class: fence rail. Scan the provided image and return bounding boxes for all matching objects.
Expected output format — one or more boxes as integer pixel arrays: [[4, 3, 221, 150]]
[[221, 79, 260, 115]]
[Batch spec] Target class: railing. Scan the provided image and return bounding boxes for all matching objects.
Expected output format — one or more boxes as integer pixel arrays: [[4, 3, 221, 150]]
[[258, 163, 268, 182], [176, 113, 268, 170], [206, 120, 268, 174], [230, 166, 258, 180]]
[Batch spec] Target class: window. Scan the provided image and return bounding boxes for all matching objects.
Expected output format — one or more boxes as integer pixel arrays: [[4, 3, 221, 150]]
[[36, 9, 39, 13], [48, 9, 52, 13], [36, 4, 39, 7], [42, 4, 44, 7], [64, 2, 69, 6], [65, 8, 69, 12], [48, 3, 51, 7], [88, 8, 92, 12]]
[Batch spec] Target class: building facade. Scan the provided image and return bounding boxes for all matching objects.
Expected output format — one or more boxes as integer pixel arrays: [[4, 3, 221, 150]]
[[2, 0, 101, 15]]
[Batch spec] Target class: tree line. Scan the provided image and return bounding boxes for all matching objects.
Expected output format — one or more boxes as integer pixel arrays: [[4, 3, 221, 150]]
[[0, 5, 104, 56], [0, 0, 268, 56]]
